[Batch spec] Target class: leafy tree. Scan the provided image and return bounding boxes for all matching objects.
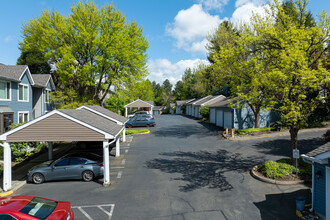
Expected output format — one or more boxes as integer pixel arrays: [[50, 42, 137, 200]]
[[173, 80, 185, 100], [17, 51, 51, 76], [104, 95, 125, 115], [19, 2, 148, 107], [199, 105, 210, 119], [118, 79, 154, 103], [251, 0, 330, 163]]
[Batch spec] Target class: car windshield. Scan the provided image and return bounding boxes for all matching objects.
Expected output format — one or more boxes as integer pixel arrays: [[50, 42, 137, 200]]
[[20, 197, 57, 220]]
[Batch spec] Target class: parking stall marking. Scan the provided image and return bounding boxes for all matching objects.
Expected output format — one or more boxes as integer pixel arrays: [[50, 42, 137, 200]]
[[72, 204, 115, 220], [121, 159, 126, 165], [125, 149, 128, 153]]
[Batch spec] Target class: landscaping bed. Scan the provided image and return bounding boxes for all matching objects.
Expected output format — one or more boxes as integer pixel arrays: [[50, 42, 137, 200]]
[[251, 158, 312, 184]]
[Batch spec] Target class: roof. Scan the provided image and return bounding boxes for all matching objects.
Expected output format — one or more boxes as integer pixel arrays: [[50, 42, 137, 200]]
[[176, 99, 195, 106], [59, 109, 123, 136], [124, 99, 154, 108], [153, 106, 165, 111], [32, 74, 53, 88], [0, 64, 29, 82], [78, 105, 128, 124], [192, 95, 213, 106], [145, 100, 154, 106], [170, 103, 175, 107], [209, 97, 241, 108], [185, 98, 196, 105], [306, 142, 330, 157]]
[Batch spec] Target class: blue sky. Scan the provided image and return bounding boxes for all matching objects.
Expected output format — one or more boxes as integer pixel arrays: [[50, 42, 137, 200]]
[[0, 0, 329, 85]]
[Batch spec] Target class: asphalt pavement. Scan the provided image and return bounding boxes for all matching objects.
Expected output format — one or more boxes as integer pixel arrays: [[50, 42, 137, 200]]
[[12, 114, 326, 220]]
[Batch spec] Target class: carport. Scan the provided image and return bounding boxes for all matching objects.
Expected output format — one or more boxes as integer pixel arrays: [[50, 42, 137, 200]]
[[0, 106, 128, 191], [124, 99, 154, 117]]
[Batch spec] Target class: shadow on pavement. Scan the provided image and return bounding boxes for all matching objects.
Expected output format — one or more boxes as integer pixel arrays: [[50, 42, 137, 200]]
[[253, 137, 325, 157], [146, 150, 263, 192], [254, 189, 311, 220]]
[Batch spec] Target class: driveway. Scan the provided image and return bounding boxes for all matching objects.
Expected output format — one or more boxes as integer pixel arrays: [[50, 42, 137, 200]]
[[15, 114, 324, 219]]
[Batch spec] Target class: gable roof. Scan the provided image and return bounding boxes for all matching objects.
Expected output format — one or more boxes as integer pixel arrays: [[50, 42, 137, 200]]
[[59, 109, 123, 136], [0, 64, 34, 85], [0, 108, 125, 141], [209, 97, 241, 108], [192, 95, 213, 106], [77, 105, 128, 125], [32, 74, 55, 89], [124, 99, 154, 108], [176, 99, 195, 106], [306, 142, 330, 158]]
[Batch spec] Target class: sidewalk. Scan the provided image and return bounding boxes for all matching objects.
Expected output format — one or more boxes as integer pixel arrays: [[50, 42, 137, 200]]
[[226, 127, 329, 141], [0, 143, 75, 195]]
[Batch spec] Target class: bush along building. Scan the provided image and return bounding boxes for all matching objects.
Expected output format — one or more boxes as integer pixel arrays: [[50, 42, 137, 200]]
[[0, 64, 55, 133]]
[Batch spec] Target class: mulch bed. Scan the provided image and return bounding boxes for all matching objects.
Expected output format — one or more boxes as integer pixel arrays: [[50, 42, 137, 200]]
[[254, 167, 312, 183]]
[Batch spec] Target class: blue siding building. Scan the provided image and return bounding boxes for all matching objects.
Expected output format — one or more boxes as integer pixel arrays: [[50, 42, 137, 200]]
[[0, 64, 55, 133], [302, 142, 330, 220]]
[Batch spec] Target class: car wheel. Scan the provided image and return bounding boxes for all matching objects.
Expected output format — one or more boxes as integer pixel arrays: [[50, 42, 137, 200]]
[[32, 173, 45, 184], [82, 170, 94, 182], [127, 124, 132, 128], [146, 124, 150, 127]]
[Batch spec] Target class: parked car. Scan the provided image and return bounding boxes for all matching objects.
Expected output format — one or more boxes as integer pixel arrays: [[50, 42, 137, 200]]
[[27, 153, 104, 184], [125, 116, 156, 128], [0, 196, 74, 220], [129, 111, 151, 118]]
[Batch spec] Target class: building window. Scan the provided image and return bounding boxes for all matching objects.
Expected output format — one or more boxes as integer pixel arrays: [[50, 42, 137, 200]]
[[3, 114, 13, 132], [18, 112, 29, 124], [0, 81, 10, 100], [18, 84, 29, 101], [45, 89, 50, 103]]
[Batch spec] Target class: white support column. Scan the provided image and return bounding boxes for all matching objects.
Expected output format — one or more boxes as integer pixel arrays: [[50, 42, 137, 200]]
[[3, 142, 12, 192], [48, 142, 53, 160], [125, 107, 128, 117], [115, 136, 120, 157], [151, 107, 153, 115], [103, 141, 110, 186], [122, 127, 126, 142]]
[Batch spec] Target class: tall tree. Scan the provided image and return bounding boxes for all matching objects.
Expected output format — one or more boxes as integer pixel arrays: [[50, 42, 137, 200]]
[[19, 1, 148, 107], [251, 0, 330, 163]]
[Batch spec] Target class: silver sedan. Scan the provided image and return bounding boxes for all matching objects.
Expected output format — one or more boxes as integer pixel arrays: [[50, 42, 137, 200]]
[[27, 153, 104, 184]]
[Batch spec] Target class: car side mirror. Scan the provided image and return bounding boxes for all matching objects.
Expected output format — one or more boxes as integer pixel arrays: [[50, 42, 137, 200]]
[[51, 165, 56, 169]]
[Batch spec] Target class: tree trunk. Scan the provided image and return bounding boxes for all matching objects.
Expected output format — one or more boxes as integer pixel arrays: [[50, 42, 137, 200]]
[[254, 111, 260, 128], [289, 126, 299, 167]]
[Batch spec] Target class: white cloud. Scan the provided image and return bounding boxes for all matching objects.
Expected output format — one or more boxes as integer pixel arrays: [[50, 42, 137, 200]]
[[231, 2, 268, 25], [235, 0, 264, 8], [198, 0, 229, 11], [166, 4, 222, 55], [147, 58, 209, 85]]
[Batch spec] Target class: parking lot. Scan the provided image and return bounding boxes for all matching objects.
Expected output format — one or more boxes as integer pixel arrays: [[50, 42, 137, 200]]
[[14, 114, 323, 219]]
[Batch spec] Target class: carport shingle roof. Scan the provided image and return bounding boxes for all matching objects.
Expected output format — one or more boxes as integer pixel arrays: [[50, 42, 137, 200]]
[[306, 142, 330, 157], [81, 105, 128, 124], [153, 106, 165, 111], [124, 99, 154, 108], [59, 109, 123, 136], [192, 95, 213, 106]]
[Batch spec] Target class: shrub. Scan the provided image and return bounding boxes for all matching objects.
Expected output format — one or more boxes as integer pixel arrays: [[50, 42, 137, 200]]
[[237, 127, 272, 135], [199, 105, 209, 119], [123, 129, 149, 135], [259, 160, 297, 179]]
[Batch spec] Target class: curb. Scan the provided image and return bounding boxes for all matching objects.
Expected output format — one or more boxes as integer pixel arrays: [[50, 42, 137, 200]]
[[251, 165, 305, 185], [0, 180, 26, 197], [228, 127, 329, 141], [140, 131, 150, 135]]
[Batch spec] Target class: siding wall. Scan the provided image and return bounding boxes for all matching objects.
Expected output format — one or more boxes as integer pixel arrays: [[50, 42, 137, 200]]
[[0, 72, 33, 124], [7, 114, 105, 142], [313, 163, 326, 216]]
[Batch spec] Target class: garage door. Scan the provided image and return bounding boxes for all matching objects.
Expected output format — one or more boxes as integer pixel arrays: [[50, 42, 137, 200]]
[[216, 110, 223, 127], [210, 108, 216, 124], [195, 107, 199, 118], [224, 111, 233, 129], [153, 110, 159, 115]]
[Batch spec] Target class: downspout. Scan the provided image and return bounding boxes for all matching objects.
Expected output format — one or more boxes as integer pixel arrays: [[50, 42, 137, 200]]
[[301, 154, 315, 212]]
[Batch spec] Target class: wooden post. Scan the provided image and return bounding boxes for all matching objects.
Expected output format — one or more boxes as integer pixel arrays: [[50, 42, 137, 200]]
[[226, 128, 228, 135], [231, 129, 235, 138]]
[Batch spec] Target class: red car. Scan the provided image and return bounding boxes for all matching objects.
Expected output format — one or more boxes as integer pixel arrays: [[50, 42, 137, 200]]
[[0, 196, 74, 220]]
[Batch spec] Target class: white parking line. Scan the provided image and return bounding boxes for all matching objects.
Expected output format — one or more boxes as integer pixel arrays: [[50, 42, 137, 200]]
[[111, 166, 125, 169], [117, 171, 122, 178], [72, 204, 115, 220], [127, 144, 130, 146], [121, 159, 126, 165], [125, 149, 128, 153]]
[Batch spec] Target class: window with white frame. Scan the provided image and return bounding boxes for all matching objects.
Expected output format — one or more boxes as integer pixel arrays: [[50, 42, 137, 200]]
[[18, 84, 29, 101], [0, 81, 10, 100], [45, 89, 50, 103], [18, 112, 29, 124]]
